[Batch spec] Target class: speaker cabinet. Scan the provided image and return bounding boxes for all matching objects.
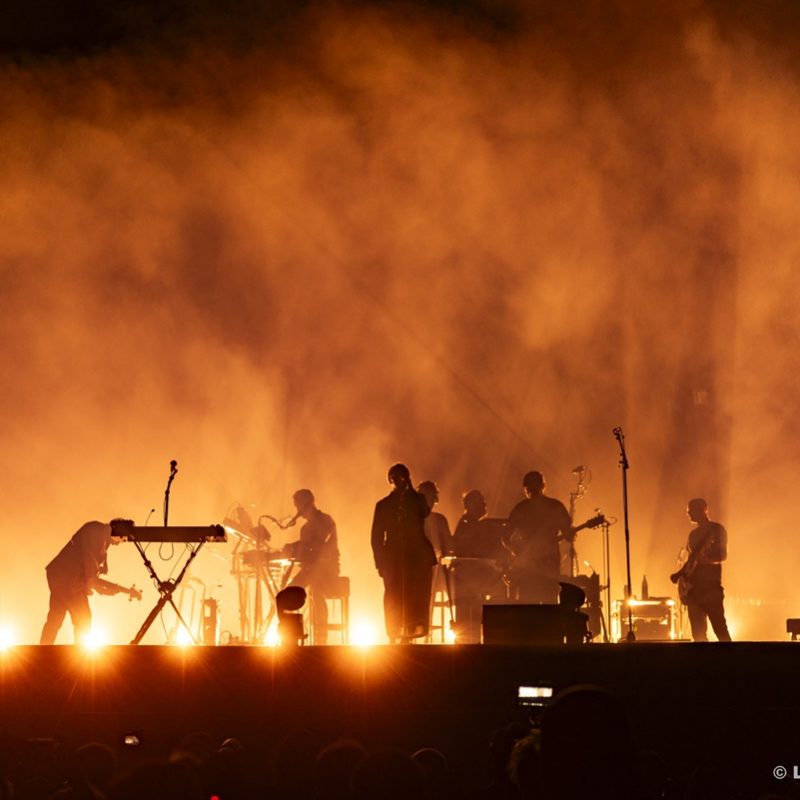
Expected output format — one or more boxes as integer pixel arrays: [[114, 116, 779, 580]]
[[482, 603, 567, 645]]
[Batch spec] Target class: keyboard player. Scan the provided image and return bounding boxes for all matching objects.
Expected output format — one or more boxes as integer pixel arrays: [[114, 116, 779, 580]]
[[280, 489, 340, 644], [451, 490, 506, 643]]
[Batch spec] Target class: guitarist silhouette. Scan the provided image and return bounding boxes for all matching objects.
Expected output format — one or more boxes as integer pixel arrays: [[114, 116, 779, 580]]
[[40, 518, 142, 645], [504, 470, 605, 603], [670, 498, 731, 642]]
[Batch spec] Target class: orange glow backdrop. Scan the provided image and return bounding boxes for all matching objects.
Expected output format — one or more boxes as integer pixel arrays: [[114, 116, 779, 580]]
[[1, 1, 799, 642]]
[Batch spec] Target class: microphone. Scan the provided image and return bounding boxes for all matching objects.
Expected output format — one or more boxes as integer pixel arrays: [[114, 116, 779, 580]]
[[170, 460, 178, 473], [571, 465, 586, 474], [612, 427, 623, 438]]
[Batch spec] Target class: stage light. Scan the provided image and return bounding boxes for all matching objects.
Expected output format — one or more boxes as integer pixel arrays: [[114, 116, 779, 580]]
[[81, 626, 108, 652], [0, 625, 17, 651], [174, 627, 194, 647], [444, 627, 457, 645], [350, 621, 378, 648], [276, 586, 307, 646], [263, 627, 281, 647]]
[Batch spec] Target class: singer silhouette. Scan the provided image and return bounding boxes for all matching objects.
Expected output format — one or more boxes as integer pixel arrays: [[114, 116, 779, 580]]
[[371, 463, 436, 643]]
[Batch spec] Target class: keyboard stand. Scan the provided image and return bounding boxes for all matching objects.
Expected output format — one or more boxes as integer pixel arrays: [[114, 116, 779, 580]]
[[130, 537, 205, 645]]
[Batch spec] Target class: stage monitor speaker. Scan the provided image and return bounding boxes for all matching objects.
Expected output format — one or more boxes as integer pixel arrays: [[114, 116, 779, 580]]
[[482, 603, 565, 645]]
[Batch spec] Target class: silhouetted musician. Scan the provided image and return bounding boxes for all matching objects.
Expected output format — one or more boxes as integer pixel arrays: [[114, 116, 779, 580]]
[[280, 489, 340, 644], [450, 490, 506, 643], [40, 518, 142, 645], [505, 471, 574, 603], [417, 480, 453, 559], [371, 463, 436, 643]]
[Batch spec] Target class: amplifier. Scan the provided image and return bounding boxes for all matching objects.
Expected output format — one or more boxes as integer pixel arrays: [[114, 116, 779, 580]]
[[612, 598, 676, 641], [482, 603, 573, 645]]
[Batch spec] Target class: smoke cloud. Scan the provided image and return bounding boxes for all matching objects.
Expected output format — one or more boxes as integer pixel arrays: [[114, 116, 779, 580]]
[[1, 0, 799, 641]]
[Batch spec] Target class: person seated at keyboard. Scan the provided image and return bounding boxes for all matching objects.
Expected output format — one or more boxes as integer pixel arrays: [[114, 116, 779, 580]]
[[282, 490, 340, 644]]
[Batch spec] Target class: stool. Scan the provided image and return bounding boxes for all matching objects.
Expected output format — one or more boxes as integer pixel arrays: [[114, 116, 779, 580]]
[[427, 564, 454, 643], [325, 576, 350, 644]]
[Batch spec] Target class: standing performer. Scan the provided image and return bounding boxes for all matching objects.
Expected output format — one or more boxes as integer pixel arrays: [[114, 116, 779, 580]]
[[671, 498, 732, 642], [40, 518, 140, 645], [504, 471, 575, 603], [451, 489, 506, 643], [452, 490, 507, 560], [283, 489, 340, 644], [371, 463, 436, 643], [417, 480, 453, 559]]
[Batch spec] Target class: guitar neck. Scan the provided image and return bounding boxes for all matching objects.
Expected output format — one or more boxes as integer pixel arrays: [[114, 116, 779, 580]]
[[95, 577, 126, 594]]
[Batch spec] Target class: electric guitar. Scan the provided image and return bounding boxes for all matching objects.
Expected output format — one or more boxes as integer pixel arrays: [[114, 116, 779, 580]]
[[505, 513, 606, 557], [669, 530, 717, 604], [558, 513, 607, 543], [93, 578, 143, 601]]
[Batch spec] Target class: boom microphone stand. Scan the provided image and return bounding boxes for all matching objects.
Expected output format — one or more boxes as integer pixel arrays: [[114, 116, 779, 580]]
[[613, 428, 635, 642]]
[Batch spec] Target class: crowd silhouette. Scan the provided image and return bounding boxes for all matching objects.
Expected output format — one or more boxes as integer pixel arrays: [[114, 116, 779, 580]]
[[1, 684, 795, 800]]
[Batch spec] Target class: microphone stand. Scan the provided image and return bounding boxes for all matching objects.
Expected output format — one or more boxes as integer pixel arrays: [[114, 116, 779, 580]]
[[567, 468, 587, 578], [613, 428, 635, 642], [164, 461, 178, 526], [601, 516, 612, 642]]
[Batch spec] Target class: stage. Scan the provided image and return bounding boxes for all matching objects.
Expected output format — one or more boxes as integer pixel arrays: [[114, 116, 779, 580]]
[[2, 642, 799, 789]]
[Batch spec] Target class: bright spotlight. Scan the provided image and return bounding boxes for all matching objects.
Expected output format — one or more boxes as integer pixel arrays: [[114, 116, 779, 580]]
[[263, 627, 281, 647], [174, 627, 194, 647], [444, 627, 457, 645], [350, 621, 378, 648], [0, 625, 17, 651], [81, 626, 108, 652]]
